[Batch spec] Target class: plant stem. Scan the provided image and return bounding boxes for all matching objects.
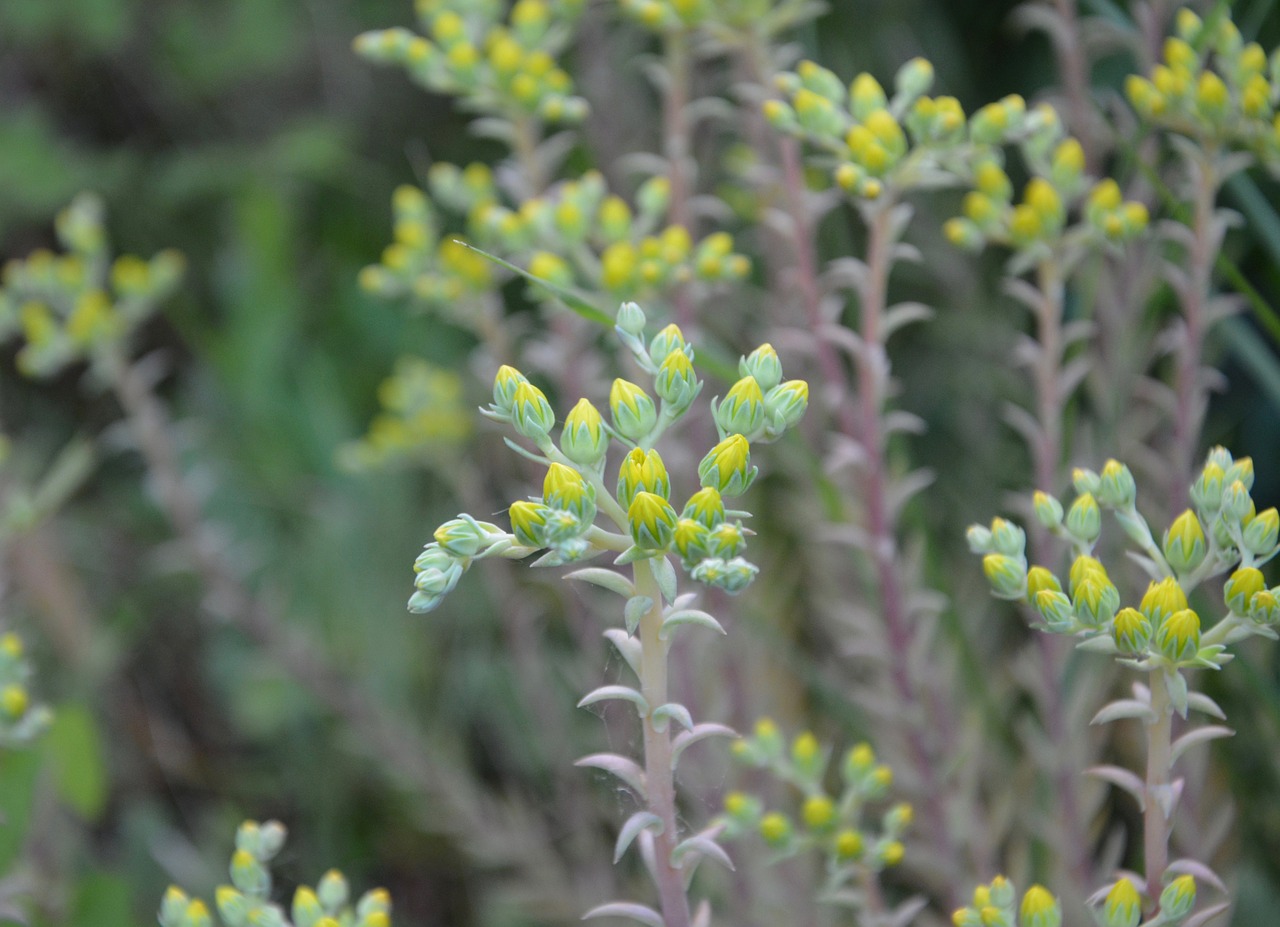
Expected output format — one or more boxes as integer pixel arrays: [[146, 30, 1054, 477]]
[[1050, 0, 1099, 170], [662, 27, 696, 330], [1026, 259, 1095, 894], [1168, 152, 1217, 512], [854, 200, 964, 902], [1143, 669, 1174, 913], [634, 557, 692, 927]]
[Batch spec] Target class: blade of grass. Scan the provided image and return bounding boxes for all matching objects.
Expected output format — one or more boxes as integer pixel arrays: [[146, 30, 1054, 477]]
[[453, 241, 614, 327]]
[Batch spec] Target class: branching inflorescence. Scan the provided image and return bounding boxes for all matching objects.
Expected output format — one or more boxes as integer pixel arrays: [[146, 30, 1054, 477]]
[[972, 448, 1277, 925], [408, 301, 807, 925]]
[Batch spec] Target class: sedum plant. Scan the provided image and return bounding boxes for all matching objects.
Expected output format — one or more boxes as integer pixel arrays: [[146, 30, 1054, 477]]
[[408, 300, 808, 926], [971, 447, 1277, 925], [158, 821, 392, 927], [721, 720, 918, 925]]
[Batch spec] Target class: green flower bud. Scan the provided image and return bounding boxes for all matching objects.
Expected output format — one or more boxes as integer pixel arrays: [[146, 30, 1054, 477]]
[[1139, 577, 1189, 625], [1250, 588, 1280, 626], [721, 791, 763, 832], [1098, 877, 1141, 927], [182, 900, 213, 927], [1072, 467, 1101, 496], [800, 793, 835, 831], [1033, 491, 1064, 528], [1159, 875, 1196, 920], [356, 888, 391, 920], [707, 521, 747, 558], [543, 463, 596, 523], [764, 380, 809, 435], [560, 398, 609, 465], [292, 887, 324, 927], [628, 491, 677, 550], [1113, 607, 1152, 655], [654, 350, 700, 412], [435, 515, 500, 557], [681, 487, 725, 528], [229, 849, 267, 896], [894, 56, 934, 99], [790, 728, 821, 773], [988, 875, 1016, 909], [1065, 492, 1101, 543], [617, 447, 670, 505], [1050, 138, 1085, 191], [835, 828, 864, 860], [982, 553, 1026, 599], [609, 378, 658, 442], [1033, 589, 1075, 632], [1228, 456, 1255, 489], [257, 822, 286, 859], [1020, 885, 1061, 927], [989, 517, 1026, 557], [1222, 479, 1253, 522], [714, 376, 765, 437], [850, 72, 887, 120], [413, 556, 464, 596], [1068, 554, 1108, 595], [740, 343, 783, 391], [1025, 566, 1061, 598], [317, 869, 349, 911], [1163, 509, 1208, 574], [1156, 609, 1201, 663], [615, 300, 647, 336], [1073, 577, 1119, 628], [492, 365, 527, 413], [648, 323, 687, 364], [759, 812, 792, 847], [691, 556, 758, 593], [214, 888, 248, 927], [1243, 507, 1279, 555], [966, 524, 994, 554], [160, 887, 190, 927], [510, 380, 556, 440], [508, 501, 550, 548], [698, 434, 756, 496], [673, 518, 711, 565], [1225, 567, 1266, 615], [636, 176, 670, 217], [1098, 459, 1137, 509]]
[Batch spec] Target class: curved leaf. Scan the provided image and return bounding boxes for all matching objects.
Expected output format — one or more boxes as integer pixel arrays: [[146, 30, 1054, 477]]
[[651, 702, 693, 733], [565, 568, 636, 598], [576, 753, 646, 797], [579, 685, 650, 715], [660, 608, 725, 639], [582, 902, 665, 927], [671, 723, 736, 769], [614, 811, 663, 863]]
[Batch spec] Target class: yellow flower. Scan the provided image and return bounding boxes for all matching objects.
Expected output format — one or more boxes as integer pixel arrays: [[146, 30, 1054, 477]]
[[698, 434, 755, 496]]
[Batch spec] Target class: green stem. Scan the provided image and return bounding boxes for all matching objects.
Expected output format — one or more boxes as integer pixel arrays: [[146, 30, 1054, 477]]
[[634, 557, 692, 927], [1143, 669, 1174, 912], [662, 27, 696, 330]]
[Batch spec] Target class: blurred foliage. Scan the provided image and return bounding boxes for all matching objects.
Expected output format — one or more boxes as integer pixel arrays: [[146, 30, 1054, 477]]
[[2, 1, 1280, 926]]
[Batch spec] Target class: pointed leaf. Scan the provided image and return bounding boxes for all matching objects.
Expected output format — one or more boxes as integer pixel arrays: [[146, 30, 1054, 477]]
[[579, 685, 650, 715], [604, 629, 642, 678], [583, 902, 665, 927], [651, 702, 693, 733], [454, 241, 613, 325], [1086, 765, 1147, 809], [565, 568, 636, 598], [653, 556, 677, 604], [1092, 699, 1157, 726], [576, 753, 646, 797], [1186, 691, 1227, 719], [670, 834, 734, 872], [1183, 902, 1232, 927], [1170, 725, 1234, 765], [625, 596, 653, 634], [660, 609, 725, 639], [614, 812, 663, 862], [671, 723, 736, 768]]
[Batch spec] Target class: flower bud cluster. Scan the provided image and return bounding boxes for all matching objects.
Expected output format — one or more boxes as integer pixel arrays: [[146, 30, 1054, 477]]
[[410, 514, 512, 613], [710, 343, 809, 442], [0, 631, 52, 747], [765, 57, 970, 199], [338, 358, 471, 471], [951, 876, 1061, 927], [357, 176, 494, 314], [1125, 11, 1280, 158], [0, 194, 184, 378], [159, 820, 392, 927], [724, 722, 908, 877], [945, 140, 1149, 256], [973, 449, 1279, 674], [354, 0, 588, 125]]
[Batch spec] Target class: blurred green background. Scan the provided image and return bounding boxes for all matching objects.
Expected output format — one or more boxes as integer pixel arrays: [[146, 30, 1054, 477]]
[[3, 0, 1280, 925]]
